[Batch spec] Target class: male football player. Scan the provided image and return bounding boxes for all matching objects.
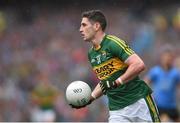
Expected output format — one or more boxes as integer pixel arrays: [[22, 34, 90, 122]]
[[70, 10, 160, 122]]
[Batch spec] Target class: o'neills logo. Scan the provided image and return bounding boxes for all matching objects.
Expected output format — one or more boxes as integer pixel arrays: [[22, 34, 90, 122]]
[[93, 58, 127, 80]]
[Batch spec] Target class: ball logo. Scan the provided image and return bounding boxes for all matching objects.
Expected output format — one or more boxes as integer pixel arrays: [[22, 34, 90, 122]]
[[73, 88, 82, 93]]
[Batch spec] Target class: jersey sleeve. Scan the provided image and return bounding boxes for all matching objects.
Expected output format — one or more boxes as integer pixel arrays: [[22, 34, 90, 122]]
[[146, 67, 158, 82], [108, 37, 134, 61]]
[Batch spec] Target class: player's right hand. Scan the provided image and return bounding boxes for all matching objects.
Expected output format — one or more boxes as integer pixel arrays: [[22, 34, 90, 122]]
[[69, 95, 95, 109], [99, 80, 118, 94]]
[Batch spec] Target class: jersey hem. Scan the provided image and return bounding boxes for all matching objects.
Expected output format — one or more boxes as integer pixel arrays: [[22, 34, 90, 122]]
[[109, 93, 150, 111]]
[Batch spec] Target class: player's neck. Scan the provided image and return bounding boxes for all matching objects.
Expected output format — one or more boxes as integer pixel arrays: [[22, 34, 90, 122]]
[[161, 64, 172, 71], [92, 32, 105, 49]]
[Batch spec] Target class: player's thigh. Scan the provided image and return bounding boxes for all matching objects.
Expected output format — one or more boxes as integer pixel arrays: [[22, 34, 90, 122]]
[[109, 98, 153, 122], [108, 113, 131, 123]]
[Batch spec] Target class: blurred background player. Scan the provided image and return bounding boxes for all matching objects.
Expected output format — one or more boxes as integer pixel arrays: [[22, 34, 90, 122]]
[[144, 45, 180, 122], [30, 72, 59, 122]]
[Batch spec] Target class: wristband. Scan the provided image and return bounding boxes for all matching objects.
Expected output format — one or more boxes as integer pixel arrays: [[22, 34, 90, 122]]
[[117, 78, 123, 85], [91, 92, 97, 99]]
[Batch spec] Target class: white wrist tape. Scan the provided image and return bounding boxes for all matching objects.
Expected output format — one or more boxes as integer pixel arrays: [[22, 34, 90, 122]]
[[117, 78, 123, 85]]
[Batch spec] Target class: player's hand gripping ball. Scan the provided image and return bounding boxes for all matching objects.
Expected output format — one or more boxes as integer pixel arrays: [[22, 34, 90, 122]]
[[66, 81, 92, 107]]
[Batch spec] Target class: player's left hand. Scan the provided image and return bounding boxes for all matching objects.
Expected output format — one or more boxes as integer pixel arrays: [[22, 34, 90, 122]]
[[69, 95, 95, 109], [99, 80, 118, 94]]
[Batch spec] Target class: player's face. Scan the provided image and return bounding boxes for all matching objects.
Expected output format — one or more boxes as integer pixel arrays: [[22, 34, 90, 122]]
[[79, 17, 96, 42], [161, 52, 174, 67]]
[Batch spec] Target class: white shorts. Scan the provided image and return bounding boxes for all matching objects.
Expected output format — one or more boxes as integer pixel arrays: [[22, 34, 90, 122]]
[[109, 95, 160, 122], [31, 108, 56, 122]]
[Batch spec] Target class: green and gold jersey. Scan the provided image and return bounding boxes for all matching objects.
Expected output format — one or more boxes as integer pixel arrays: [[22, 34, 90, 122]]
[[88, 34, 152, 110], [31, 83, 58, 110]]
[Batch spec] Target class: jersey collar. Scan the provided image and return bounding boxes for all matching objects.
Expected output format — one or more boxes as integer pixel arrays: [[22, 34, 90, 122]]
[[93, 34, 107, 51]]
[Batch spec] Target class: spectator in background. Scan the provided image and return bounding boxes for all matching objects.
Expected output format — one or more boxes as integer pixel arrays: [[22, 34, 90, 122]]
[[131, 22, 155, 55], [144, 45, 180, 122], [0, 11, 7, 37], [172, 8, 180, 32]]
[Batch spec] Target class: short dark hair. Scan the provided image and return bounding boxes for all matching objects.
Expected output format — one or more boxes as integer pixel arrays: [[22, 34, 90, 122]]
[[160, 44, 174, 55], [82, 10, 107, 31]]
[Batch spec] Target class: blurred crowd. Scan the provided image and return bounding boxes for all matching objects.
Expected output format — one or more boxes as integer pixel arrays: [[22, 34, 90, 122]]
[[0, 1, 179, 122]]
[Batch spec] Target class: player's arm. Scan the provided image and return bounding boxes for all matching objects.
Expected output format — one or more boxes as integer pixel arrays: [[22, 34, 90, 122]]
[[100, 35, 145, 93], [106, 35, 146, 85], [143, 75, 151, 85], [100, 54, 145, 94], [115, 54, 145, 85], [91, 83, 103, 99], [143, 67, 157, 85]]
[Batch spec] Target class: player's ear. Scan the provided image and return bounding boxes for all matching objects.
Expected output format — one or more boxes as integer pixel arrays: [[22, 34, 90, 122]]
[[94, 22, 101, 31]]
